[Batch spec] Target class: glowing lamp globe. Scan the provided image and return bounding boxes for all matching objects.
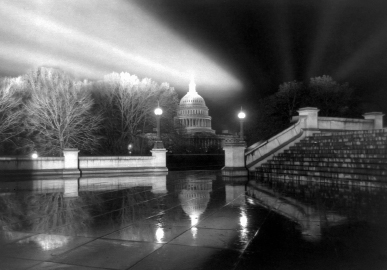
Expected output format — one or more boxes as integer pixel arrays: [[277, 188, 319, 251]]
[[238, 111, 246, 119], [31, 151, 38, 159], [154, 107, 163, 116]]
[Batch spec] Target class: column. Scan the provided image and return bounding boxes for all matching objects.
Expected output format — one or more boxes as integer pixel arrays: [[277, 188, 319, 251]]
[[297, 107, 319, 129], [63, 148, 80, 176], [363, 112, 384, 129]]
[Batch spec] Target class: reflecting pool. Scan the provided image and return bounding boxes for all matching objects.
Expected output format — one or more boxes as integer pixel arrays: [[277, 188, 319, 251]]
[[0, 171, 387, 269]]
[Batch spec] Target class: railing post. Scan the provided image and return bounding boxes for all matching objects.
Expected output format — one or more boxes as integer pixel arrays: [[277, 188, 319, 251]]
[[297, 107, 320, 136], [222, 141, 248, 177], [363, 112, 384, 129], [150, 148, 168, 170], [63, 148, 80, 176]]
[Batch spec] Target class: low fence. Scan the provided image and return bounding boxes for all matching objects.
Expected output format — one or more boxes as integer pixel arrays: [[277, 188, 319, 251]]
[[0, 148, 167, 178]]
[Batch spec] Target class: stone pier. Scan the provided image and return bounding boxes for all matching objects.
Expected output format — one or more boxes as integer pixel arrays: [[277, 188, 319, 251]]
[[221, 141, 248, 177]]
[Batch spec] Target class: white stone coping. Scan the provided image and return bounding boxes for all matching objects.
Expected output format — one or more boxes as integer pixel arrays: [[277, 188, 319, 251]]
[[0, 157, 63, 160], [79, 156, 153, 160], [246, 116, 306, 156], [318, 117, 373, 123]]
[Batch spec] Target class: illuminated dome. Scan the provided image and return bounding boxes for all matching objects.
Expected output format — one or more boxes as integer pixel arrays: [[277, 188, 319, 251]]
[[180, 91, 206, 106], [174, 78, 215, 134]]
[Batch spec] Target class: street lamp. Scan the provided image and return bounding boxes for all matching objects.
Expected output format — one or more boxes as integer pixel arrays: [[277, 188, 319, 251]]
[[31, 151, 38, 159], [238, 107, 246, 141], [154, 101, 163, 140]]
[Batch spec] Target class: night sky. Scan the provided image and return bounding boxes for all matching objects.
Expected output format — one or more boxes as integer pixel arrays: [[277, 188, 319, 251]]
[[134, 0, 387, 131], [1, 0, 387, 133]]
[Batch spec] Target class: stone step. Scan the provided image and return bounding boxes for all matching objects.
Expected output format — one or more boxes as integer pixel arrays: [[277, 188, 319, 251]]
[[255, 168, 387, 182], [254, 172, 386, 186], [309, 133, 387, 139], [259, 164, 387, 176], [255, 129, 387, 184], [271, 156, 387, 163], [295, 141, 387, 148], [302, 138, 387, 145], [282, 149, 387, 155], [267, 159, 387, 168], [290, 144, 387, 151], [304, 136, 387, 142], [312, 130, 387, 137], [274, 153, 387, 159]]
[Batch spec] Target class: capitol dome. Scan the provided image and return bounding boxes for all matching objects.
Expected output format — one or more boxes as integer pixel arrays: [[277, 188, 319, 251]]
[[180, 91, 206, 106], [174, 78, 215, 134]]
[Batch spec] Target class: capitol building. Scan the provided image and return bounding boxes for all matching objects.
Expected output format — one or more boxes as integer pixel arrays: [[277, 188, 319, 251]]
[[145, 78, 239, 153], [174, 78, 215, 134], [173, 78, 239, 152]]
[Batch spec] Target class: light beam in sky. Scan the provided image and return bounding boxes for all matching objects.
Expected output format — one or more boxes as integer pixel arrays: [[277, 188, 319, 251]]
[[334, 20, 387, 80], [306, 0, 346, 79], [273, 0, 295, 82], [0, 0, 242, 91]]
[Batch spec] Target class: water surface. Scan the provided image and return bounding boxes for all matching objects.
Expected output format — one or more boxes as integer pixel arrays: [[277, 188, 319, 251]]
[[0, 171, 386, 269]]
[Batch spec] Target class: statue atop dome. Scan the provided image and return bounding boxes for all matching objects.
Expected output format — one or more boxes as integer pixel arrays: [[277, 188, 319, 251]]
[[189, 74, 197, 93]]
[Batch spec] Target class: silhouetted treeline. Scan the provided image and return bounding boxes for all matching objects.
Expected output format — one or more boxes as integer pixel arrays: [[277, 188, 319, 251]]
[[246, 75, 367, 145]]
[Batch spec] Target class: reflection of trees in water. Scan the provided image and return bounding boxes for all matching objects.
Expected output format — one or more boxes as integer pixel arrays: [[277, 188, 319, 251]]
[[0, 194, 24, 231], [94, 187, 160, 226], [24, 192, 96, 234]]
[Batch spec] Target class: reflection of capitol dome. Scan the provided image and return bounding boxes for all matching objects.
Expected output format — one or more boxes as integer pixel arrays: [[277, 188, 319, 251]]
[[174, 78, 215, 134], [178, 179, 213, 225]]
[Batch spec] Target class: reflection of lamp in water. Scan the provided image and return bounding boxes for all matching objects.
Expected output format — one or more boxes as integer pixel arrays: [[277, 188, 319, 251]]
[[155, 226, 164, 243], [239, 209, 248, 242], [240, 210, 248, 227]]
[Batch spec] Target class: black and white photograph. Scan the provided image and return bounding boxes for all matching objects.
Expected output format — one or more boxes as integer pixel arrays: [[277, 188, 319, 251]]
[[1, 0, 387, 269]]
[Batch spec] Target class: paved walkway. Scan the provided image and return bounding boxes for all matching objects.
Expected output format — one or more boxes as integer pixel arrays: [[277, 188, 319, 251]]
[[0, 171, 268, 270]]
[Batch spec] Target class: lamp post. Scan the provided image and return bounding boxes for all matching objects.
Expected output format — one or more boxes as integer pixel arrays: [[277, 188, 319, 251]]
[[238, 107, 246, 141], [153, 101, 165, 149], [154, 101, 163, 140]]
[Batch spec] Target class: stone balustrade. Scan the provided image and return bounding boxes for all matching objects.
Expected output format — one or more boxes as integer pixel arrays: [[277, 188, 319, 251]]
[[0, 147, 167, 178], [246, 108, 384, 171]]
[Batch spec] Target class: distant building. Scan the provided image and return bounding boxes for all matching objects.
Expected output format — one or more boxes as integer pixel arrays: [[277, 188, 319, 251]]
[[144, 78, 240, 153], [173, 78, 239, 152], [174, 78, 215, 134]]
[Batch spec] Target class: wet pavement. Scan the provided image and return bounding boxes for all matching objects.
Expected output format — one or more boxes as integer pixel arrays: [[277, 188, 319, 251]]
[[0, 171, 387, 269]]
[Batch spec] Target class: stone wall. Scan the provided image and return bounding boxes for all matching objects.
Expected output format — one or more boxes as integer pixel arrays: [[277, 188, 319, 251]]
[[0, 148, 167, 177]]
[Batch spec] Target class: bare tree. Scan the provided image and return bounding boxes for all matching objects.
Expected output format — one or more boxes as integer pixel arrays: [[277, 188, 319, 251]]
[[94, 72, 178, 154], [0, 77, 25, 147], [24, 67, 102, 156]]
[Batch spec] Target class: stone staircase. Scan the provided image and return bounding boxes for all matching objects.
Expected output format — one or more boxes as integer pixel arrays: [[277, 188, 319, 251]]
[[255, 129, 387, 183]]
